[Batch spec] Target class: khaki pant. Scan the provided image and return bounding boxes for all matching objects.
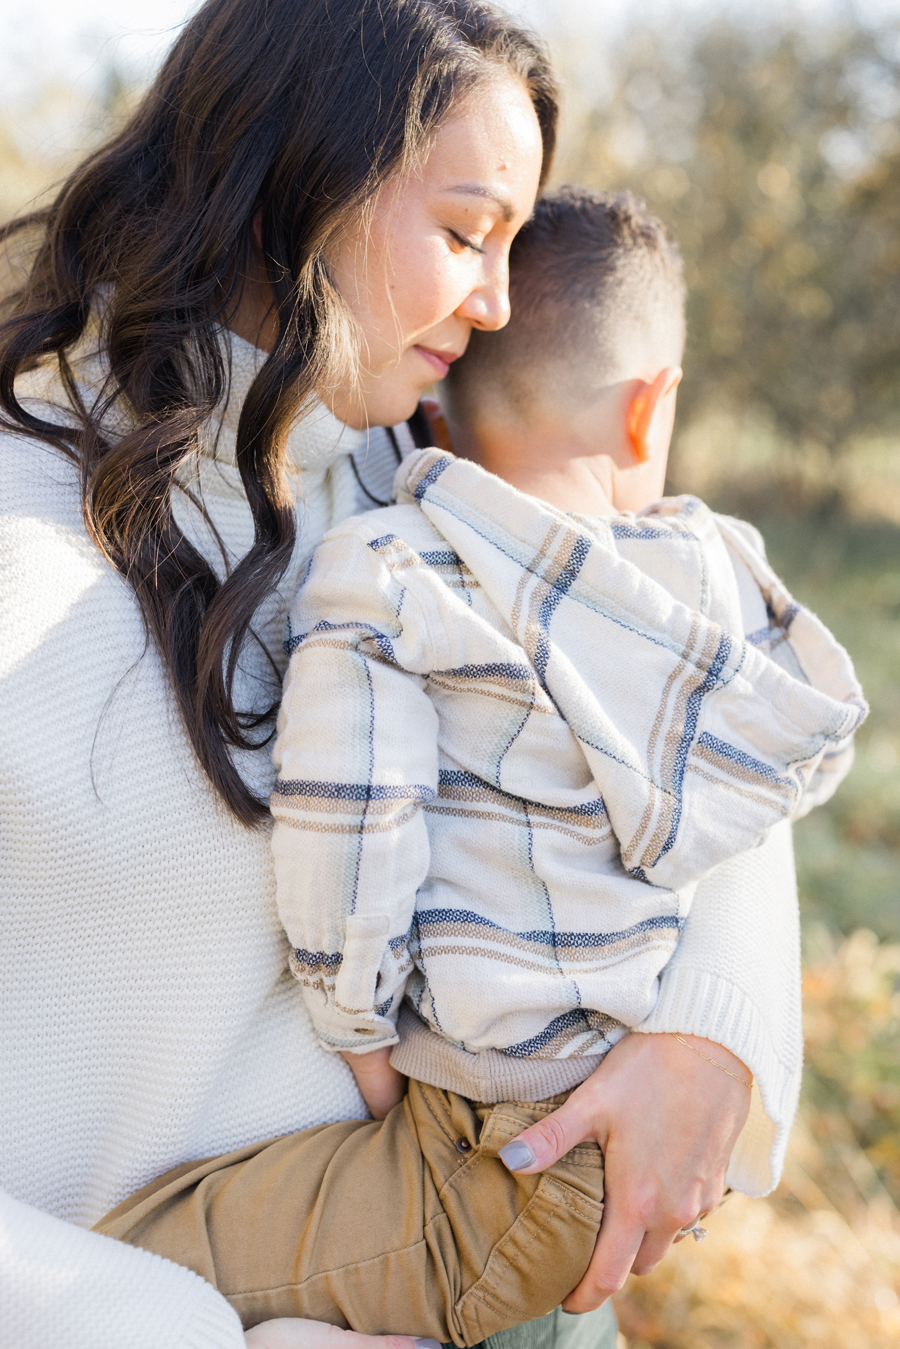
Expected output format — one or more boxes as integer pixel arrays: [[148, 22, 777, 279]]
[[95, 1081, 604, 1347]]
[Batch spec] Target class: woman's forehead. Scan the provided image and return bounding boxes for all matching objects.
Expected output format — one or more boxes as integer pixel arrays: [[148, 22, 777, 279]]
[[419, 80, 543, 214]]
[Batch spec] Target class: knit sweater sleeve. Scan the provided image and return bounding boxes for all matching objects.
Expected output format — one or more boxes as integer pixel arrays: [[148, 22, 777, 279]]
[[636, 820, 802, 1197], [0, 1187, 245, 1349], [271, 526, 439, 1054]]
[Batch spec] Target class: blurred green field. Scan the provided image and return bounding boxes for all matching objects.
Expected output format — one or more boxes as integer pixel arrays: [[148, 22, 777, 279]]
[[765, 512, 900, 941]]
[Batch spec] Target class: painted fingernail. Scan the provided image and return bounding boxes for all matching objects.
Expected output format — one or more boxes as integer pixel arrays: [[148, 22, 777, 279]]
[[413, 1339, 441, 1348], [498, 1140, 535, 1171]]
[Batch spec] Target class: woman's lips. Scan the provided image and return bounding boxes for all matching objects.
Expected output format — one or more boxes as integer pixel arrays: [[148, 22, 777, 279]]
[[414, 346, 459, 380]]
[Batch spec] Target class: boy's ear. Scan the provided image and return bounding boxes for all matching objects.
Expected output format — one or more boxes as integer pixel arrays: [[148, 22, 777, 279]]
[[627, 367, 682, 464], [420, 397, 454, 454]]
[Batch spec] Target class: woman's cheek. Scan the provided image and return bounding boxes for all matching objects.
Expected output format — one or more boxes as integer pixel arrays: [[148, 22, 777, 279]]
[[401, 241, 472, 333]]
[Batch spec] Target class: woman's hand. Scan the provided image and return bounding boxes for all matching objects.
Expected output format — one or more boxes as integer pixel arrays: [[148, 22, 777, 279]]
[[497, 1032, 752, 1311], [245, 1321, 439, 1349], [340, 1047, 408, 1120]]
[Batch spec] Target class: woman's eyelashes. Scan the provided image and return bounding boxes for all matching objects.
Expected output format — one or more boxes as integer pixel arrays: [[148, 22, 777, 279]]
[[447, 228, 486, 254]]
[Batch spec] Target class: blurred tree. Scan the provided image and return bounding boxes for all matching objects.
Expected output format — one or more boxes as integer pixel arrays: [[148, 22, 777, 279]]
[[0, 59, 139, 226], [554, 18, 900, 478]]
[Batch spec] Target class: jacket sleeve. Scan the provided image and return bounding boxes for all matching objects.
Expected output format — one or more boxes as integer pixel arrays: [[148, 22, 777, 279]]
[[0, 1188, 244, 1349], [565, 596, 863, 895], [271, 529, 439, 1054]]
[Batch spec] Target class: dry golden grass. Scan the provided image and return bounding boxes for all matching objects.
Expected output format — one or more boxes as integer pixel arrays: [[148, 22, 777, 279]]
[[614, 932, 900, 1348]]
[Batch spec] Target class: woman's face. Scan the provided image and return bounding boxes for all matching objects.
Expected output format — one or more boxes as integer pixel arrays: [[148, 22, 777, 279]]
[[326, 73, 544, 429]]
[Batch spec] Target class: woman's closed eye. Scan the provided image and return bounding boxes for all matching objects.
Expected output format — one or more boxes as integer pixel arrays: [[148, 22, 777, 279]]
[[447, 228, 486, 254]]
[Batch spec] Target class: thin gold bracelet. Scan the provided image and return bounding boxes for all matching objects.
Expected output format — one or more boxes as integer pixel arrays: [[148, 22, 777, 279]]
[[675, 1035, 752, 1090]]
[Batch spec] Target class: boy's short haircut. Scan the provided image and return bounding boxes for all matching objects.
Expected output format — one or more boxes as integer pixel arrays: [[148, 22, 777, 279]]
[[445, 187, 686, 421]]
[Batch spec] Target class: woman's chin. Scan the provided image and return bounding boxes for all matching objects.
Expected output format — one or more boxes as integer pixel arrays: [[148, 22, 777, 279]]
[[357, 386, 429, 430]]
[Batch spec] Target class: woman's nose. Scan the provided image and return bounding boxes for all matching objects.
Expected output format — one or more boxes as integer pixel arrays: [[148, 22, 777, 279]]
[[457, 257, 511, 332]]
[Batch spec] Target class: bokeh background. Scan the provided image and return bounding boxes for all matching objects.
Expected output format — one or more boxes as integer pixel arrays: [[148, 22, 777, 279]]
[[2, 0, 898, 1343]]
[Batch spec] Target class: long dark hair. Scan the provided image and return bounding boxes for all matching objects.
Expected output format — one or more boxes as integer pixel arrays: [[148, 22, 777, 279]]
[[0, 0, 557, 825]]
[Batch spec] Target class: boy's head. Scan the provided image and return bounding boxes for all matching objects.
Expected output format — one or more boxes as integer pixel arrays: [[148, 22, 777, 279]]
[[441, 188, 687, 515]]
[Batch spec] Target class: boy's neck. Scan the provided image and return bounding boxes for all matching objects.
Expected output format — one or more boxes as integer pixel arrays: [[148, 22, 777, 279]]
[[451, 420, 620, 517], [447, 391, 666, 518]]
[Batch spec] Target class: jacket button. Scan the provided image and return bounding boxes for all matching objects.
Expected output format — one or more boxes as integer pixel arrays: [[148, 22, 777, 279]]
[[456, 1138, 472, 1153]]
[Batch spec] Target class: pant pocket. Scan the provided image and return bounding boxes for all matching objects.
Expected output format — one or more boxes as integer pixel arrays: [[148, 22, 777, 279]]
[[446, 1101, 605, 1347]]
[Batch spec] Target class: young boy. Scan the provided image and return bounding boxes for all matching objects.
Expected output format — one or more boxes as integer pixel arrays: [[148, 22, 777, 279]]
[[99, 192, 865, 1343], [271, 190, 863, 1126]]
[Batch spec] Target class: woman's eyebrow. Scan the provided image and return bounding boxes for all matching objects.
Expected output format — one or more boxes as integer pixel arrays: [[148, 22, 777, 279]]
[[444, 184, 516, 222]]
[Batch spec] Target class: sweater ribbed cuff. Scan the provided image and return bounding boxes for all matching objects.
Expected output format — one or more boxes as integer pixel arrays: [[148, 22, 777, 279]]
[[636, 966, 800, 1196], [181, 1294, 246, 1349]]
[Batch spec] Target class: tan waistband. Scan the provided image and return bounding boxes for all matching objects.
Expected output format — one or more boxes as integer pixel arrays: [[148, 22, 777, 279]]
[[389, 1003, 616, 1103]]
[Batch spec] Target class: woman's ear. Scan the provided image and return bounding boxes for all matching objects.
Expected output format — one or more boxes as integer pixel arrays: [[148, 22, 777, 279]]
[[627, 367, 682, 464]]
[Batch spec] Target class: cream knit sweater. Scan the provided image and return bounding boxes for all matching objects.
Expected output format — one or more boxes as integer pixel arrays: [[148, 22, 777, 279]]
[[1, 330, 811, 1345], [0, 332, 399, 1347]]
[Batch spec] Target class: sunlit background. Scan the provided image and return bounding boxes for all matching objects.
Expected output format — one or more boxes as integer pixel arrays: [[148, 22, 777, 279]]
[[3, 2, 900, 1344]]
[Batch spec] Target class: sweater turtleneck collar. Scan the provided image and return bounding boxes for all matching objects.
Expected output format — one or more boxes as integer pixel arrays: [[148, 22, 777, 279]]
[[17, 316, 372, 478], [209, 327, 370, 474]]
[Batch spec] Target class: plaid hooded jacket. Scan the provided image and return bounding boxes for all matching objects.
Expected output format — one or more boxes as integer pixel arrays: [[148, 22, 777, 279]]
[[271, 448, 865, 1102]]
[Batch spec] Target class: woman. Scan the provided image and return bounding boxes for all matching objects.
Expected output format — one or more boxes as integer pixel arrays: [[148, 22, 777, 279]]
[[0, 1, 800, 1346]]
